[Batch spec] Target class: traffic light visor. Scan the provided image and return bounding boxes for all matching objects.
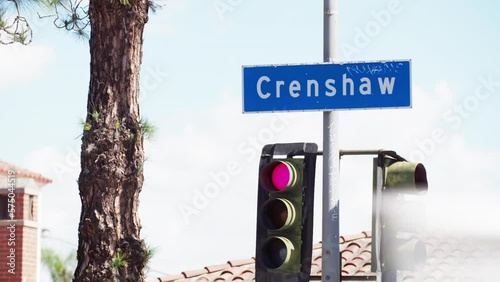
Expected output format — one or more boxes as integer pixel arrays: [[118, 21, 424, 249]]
[[385, 162, 428, 193], [414, 163, 427, 191], [260, 161, 298, 192]]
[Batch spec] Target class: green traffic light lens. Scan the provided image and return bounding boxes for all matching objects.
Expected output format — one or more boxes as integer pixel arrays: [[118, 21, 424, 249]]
[[261, 237, 293, 269], [261, 198, 296, 230], [260, 161, 298, 192]]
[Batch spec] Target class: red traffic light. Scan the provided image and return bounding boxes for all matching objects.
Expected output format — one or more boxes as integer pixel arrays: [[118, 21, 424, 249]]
[[260, 161, 298, 192], [255, 144, 318, 281]]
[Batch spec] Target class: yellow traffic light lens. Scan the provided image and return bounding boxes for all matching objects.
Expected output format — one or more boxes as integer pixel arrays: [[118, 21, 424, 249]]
[[261, 237, 293, 269], [260, 161, 298, 192], [261, 198, 296, 230]]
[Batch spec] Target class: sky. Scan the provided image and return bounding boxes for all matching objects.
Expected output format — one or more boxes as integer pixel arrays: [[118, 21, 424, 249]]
[[1, 0, 500, 280]]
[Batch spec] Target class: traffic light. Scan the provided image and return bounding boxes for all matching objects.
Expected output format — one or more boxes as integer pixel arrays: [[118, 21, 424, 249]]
[[377, 156, 428, 281], [255, 143, 317, 282]]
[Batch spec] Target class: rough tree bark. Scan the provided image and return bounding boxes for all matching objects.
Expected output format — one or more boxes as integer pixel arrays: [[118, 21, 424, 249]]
[[74, 0, 149, 281]]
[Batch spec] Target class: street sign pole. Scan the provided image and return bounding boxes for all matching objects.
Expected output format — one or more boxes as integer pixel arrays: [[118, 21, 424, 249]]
[[322, 0, 340, 281]]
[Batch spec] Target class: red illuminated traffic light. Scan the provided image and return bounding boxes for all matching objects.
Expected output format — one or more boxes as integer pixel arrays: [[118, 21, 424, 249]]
[[255, 143, 317, 282]]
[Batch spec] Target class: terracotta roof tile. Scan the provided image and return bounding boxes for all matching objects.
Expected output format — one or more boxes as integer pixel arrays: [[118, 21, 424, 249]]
[[182, 269, 209, 279], [342, 262, 357, 274], [234, 269, 254, 281], [157, 274, 185, 282], [227, 259, 254, 267], [204, 264, 230, 273], [215, 270, 234, 281], [312, 242, 322, 250], [310, 263, 321, 276], [0, 160, 52, 184], [355, 249, 371, 263], [340, 233, 368, 244], [359, 262, 371, 273]]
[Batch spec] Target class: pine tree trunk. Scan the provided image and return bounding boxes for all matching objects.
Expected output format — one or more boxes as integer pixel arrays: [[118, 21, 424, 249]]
[[74, 0, 149, 281]]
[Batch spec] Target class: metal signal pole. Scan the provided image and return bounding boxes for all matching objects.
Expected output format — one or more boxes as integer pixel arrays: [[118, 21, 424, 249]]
[[322, 0, 340, 282]]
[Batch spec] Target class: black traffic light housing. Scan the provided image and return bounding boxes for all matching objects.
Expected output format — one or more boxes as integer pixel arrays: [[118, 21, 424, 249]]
[[255, 143, 318, 282], [372, 153, 428, 282]]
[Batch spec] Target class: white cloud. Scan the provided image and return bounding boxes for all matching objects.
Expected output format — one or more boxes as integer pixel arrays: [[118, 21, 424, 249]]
[[0, 44, 55, 90]]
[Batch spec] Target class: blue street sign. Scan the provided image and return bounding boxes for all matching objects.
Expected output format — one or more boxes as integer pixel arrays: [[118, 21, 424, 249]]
[[242, 60, 411, 113]]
